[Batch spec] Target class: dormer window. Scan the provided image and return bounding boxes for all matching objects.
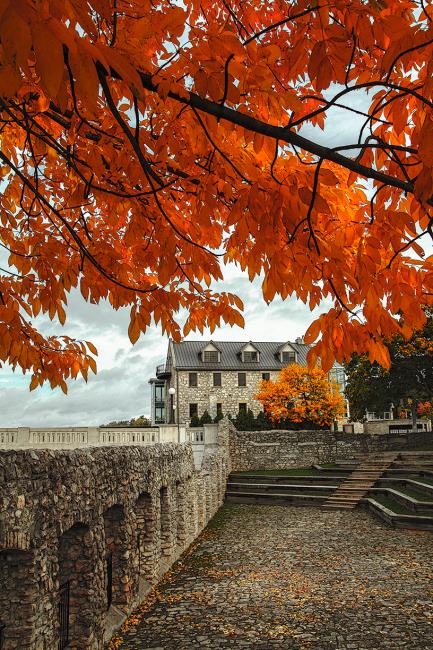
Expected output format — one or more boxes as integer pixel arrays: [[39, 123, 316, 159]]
[[281, 351, 296, 364], [203, 350, 219, 363], [240, 342, 260, 363], [243, 351, 258, 362], [200, 341, 221, 363], [277, 342, 298, 365]]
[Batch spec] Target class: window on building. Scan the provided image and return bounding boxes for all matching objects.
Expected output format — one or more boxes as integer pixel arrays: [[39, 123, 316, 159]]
[[203, 350, 219, 362], [189, 403, 198, 418], [238, 372, 246, 387], [239, 403, 247, 413], [281, 351, 296, 364], [243, 351, 258, 362], [155, 406, 165, 423], [213, 372, 221, 387], [189, 372, 197, 387], [217, 403, 223, 416], [262, 372, 270, 381], [155, 384, 164, 402]]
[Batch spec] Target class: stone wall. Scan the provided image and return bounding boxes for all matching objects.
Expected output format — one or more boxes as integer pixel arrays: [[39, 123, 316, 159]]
[[229, 424, 433, 471], [0, 442, 229, 650]]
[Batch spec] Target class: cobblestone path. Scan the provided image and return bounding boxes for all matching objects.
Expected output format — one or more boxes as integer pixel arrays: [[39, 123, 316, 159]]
[[110, 504, 433, 650]]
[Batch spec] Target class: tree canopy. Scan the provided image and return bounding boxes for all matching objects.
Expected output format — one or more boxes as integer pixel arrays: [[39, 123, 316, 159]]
[[1, 0, 433, 391], [255, 364, 345, 427], [102, 414, 150, 427], [344, 312, 433, 425]]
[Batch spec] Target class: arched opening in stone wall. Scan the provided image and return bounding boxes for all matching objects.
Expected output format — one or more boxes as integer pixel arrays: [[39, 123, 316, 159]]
[[174, 480, 187, 547], [159, 486, 173, 561], [219, 461, 226, 503], [0, 549, 36, 649], [58, 522, 95, 650], [103, 505, 128, 609], [134, 492, 154, 581], [185, 477, 197, 540], [197, 477, 206, 531], [205, 474, 212, 520]]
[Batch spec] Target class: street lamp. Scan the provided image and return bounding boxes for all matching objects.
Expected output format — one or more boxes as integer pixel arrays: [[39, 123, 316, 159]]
[[168, 387, 176, 424], [168, 387, 180, 441]]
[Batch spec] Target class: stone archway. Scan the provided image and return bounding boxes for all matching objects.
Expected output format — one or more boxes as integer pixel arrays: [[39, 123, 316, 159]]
[[134, 492, 155, 585], [197, 477, 206, 531], [205, 474, 212, 520], [159, 486, 174, 563], [58, 523, 99, 649], [174, 480, 188, 548], [185, 476, 198, 540], [103, 505, 128, 609]]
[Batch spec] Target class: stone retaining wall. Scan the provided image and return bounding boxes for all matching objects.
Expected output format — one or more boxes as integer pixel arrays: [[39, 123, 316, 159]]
[[0, 442, 229, 649], [229, 425, 433, 471]]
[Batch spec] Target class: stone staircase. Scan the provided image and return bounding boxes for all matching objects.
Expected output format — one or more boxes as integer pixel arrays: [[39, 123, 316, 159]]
[[322, 453, 398, 510]]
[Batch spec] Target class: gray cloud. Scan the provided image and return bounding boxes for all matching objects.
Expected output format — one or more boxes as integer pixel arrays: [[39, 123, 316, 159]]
[[0, 274, 328, 427]]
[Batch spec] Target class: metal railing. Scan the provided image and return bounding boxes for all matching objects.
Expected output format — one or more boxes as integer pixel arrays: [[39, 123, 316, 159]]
[[58, 581, 70, 650], [156, 363, 171, 377], [106, 554, 113, 609]]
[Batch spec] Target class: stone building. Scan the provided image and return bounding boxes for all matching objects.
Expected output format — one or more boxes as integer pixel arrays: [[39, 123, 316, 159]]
[[149, 339, 346, 425]]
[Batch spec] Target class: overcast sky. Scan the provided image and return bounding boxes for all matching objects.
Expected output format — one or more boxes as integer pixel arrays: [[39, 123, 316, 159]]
[[0, 86, 429, 427], [0, 264, 333, 426]]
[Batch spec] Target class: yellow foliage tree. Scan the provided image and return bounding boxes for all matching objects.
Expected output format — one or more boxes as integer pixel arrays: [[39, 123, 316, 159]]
[[255, 364, 345, 428]]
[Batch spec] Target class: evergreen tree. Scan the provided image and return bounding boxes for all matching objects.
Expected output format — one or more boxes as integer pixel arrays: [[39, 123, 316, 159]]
[[189, 414, 201, 428], [199, 410, 213, 425]]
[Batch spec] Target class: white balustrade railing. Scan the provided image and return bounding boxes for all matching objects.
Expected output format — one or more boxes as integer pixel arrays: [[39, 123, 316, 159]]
[[0, 425, 180, 449], [30, 429, 89, 445], [0, 423, 219, 450], [186, 424, 218, 444], [0, 429, 18, 445], [99, 428, 158, 444]]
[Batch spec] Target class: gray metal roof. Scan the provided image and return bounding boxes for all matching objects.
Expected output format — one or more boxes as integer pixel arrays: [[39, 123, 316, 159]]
[[171, 340, 312, 370]]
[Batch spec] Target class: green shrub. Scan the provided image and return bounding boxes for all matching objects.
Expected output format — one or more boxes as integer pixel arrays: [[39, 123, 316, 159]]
[[199, 409, 213, 425], [190, 414, 201, 427], [229, 409, 327, 431]]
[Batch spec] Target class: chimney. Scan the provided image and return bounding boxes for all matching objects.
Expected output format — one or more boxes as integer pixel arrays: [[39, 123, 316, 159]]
[[295, 336, 304, 344]]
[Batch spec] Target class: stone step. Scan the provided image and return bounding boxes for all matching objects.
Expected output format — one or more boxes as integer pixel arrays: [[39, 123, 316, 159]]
[[334, 490, 367, 494], [333, 486, 369, 490], [351, 470, 384, 474], [322, 453, 397, 510], [325, 497, 360, 502], [351, 470, 385, 473]]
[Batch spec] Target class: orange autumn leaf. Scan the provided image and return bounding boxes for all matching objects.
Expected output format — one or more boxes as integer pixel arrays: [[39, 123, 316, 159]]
[[0, 0, 431, 391]]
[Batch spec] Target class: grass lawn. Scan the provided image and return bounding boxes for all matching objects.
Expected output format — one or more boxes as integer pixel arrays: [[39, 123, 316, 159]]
[[414, 476, 433, 487], [370, 495, 414, 515], [389, 486, 433, 502]]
